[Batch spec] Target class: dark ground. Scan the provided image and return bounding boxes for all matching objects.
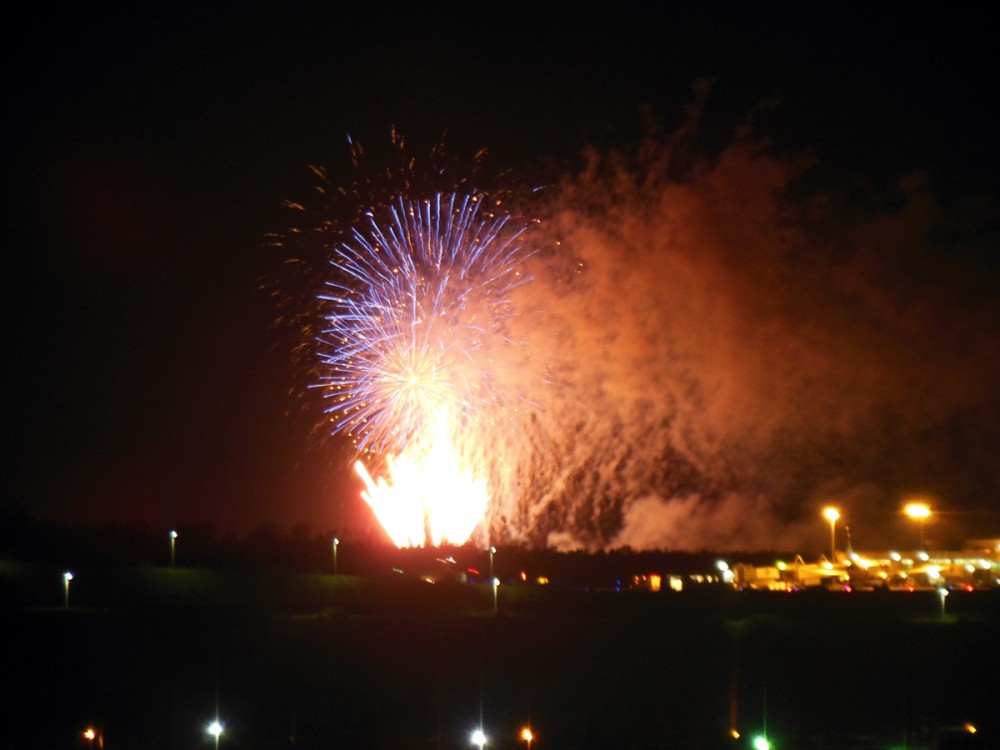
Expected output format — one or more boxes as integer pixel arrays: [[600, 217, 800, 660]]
[[2, 561, 998, 750]]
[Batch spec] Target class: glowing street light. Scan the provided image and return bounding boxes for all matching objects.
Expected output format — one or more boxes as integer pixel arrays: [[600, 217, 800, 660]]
[[63, 571, 74, 608], [520, 726, 534, 749], [752, 735, 772, 750], [491, 577, 499, 616], [937, 586, 949, 619], [169, 530, 178, 567], [489, 545, 496, 580], [904, 502, 932, 549], [82, 726, 104, 748], [207, 719, 224, 750], [822, 507, 840, 562], [471, 728, 487, 750], [332, 537, 339, 575]]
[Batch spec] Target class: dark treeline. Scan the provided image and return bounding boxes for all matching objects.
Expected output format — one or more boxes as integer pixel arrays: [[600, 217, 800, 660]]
[[0, 503, 783, 586]]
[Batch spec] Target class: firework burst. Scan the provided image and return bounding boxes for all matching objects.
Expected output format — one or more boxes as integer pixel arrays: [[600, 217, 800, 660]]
[[316, 191, 535, 545]]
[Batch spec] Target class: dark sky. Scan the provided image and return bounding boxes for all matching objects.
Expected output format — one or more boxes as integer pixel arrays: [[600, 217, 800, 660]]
[[5, 5, 998, 546]]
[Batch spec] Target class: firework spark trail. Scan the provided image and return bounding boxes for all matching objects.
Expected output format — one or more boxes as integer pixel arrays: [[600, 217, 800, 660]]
[[315, 191, 536, 545]]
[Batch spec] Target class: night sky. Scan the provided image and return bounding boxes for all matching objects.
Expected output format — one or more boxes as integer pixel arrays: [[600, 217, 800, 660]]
[[5, 5, 999, 549]]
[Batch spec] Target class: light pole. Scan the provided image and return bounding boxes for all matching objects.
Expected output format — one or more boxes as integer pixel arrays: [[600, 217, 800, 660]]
[[520, 726, 534, 750], [207, 719, 224, 750], [904, 502, 932, 550], [489, 545, 496, 580], [822, 507, 840, 562], [332, 537, 339, 575], [82, 726, 104, 749], [471, 728, 487, 750], [937, 587, 948, 619], [63, 571, 74, 608], [491, 577, 499, 616], [169, 530, 178, 567]]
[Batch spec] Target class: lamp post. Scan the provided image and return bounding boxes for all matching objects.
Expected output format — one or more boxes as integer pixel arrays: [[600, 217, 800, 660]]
[[904, 502, 932, 550], [63, 571, 74, 608], [822, 507, 840, 562], [207, 720, 224, 750], [937, 587, 949, 619], [520, 726, 534, 750], [489, 545, 496, 580], [169, 530, 178, 567], [471, 728, 487, 750], [82, 726, 104, 749], [332, 537, 339, 575]]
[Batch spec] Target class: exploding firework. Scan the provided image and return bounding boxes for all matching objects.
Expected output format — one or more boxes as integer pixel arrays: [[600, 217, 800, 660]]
[[288, 116, 1000, 555], [316, 191, 535, 546]]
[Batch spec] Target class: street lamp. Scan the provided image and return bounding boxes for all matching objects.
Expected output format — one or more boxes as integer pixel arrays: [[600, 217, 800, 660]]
[[822, 507, 840, 562], [753, 736, 772, 750], [489, 545, 496, 580], [207, 719, 224, 750], [520, 726, 534, 750], [169, 530, 178, 567], [82, 726, 104, 749], [332, 537, 339, 575], [471, 728, 487, 750], [63, 571, 74, 608], [904, 502, 932, 549], [491, 577, 499, 616], [937, 586, 949, 619]]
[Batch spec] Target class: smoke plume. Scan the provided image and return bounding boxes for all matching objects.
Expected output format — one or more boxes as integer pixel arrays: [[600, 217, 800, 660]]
[[488, 125, 1000, 551]]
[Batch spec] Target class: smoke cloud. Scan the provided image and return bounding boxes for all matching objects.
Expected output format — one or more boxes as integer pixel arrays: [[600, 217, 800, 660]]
[[488, 125, 1000, 551]]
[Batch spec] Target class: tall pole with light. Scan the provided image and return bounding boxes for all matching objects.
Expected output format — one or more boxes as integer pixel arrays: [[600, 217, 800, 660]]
[[520, 726, 534, 750], [82, 726, 104, 749], [207, 720, 224, 750], [332, 537, 339, 576], [904, 502, 932, 550], [822, 507, 840, 562], [63, 571, 74, 608], [169, 530, 178, 567]]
